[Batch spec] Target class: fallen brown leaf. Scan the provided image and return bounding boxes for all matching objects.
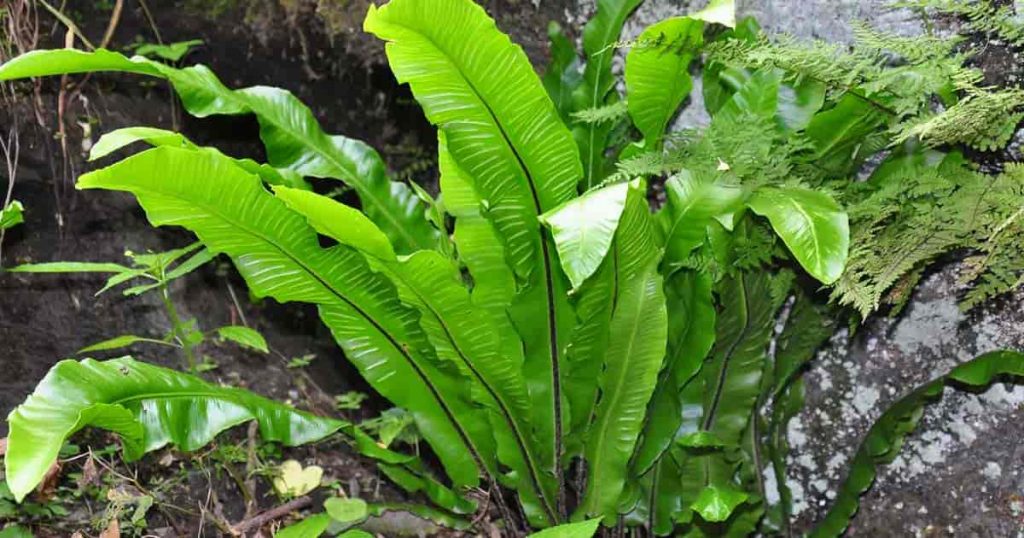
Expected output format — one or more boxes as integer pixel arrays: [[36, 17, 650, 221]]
[[157, 450, 177, 467], [35, 460, 62, 501], [99, 518, 120, 538], [78, 456, 100, 490]]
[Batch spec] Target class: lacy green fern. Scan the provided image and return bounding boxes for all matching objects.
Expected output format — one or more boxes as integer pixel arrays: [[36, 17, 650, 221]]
[[609, 112, 802, 186], [704, 31, 970, 115], [960, 163, 1024, 309], [833, 155, 1024, 316], [896, 0, 1024, 46], [705, 17, 1022, 150], [893, 88, 1024, 151], [571, 100, 631, 125]]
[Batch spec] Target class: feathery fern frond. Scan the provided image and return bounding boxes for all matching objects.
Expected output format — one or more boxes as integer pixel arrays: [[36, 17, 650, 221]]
[[893, 88, 1024, 150], [832, 157, 1024, 315], [895, 0, 1024, 46], [960, 164, 1024, 309], [705, 32, 973, 118], [706, 17, 1023, 153], [850, 20, 964, 63], [607, 113, 804, 186], [571, 100, 630, 125]]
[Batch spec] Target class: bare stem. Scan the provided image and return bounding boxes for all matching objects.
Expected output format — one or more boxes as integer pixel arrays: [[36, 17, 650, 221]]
[[160, 282, 196, 370]]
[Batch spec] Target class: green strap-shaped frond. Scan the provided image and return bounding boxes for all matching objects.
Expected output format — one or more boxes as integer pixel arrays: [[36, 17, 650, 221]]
[[365, 0, 581, 508], [0, 49, 437, 254], [812, 350, 1024, 536], [77, 146, 484, 487], [577, 185, 668, 521], [575, 0, 644, 186], [4, 357, 342, 502], [274, 185, 558, 525]]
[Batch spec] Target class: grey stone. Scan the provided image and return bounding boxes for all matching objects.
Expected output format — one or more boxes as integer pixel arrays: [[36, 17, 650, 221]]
[[576, 0, 1024, 533]]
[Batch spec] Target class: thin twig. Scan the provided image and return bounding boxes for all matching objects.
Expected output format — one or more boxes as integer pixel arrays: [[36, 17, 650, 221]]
[[226, 279, 249, 327], [137, 0, 163, 44], [244, 421, 260, 519], [230, 496, 313, 535], [198, 465, 236, 536], [221, 459, 255, 515], [98, 0, 124, 49], [469, 486, 493, 529], [37, 0, 94, 50], [0, 124, 20, 264], [91, 451, 193, 518], [159, 281, 197, 370]]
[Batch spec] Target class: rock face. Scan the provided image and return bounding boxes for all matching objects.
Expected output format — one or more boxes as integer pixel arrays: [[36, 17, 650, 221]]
[[794, 269, 1024, 535], [612, 0, 1024, 534]]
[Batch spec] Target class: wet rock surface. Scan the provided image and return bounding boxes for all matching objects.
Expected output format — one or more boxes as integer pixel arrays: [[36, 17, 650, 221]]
[[612, 0, 1024, 534], [794, 268, 1024, 536]]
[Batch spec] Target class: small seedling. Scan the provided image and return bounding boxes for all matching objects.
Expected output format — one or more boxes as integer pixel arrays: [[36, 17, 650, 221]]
[[334, 391, 368, 411], [9, 243, 268, 371], [287, 354, 316, 369]]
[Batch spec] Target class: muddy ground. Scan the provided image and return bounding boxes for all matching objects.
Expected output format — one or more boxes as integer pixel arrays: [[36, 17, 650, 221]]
[[1, 0, 1022, 536]]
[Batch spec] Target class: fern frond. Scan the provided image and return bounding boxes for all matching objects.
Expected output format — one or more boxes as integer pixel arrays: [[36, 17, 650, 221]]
[[833, 160, 1024, 315], [705, 31, 971, 119], [571, 100, 630, 125], [607, 150, 687, 183], [960, 164, 1024, 308], [893, 88, 1024, 150], [895, 0, 1024, 46], [832, 166, 968, 315], [850, 20, 964, 63]]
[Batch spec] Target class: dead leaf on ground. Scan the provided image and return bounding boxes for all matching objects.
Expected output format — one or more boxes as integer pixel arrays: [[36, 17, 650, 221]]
[[35, 460, 63, 501], [99, 518, 120, 538], [0, 437, 7, 456], [271, 460, 323, 497], [78, 456, 101, 490], [158, 450, 177, 467]]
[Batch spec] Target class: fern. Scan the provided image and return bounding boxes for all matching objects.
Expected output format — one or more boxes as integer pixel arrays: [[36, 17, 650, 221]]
[[960, 164, 1024, 308], [571, 100, 630, 125], [893, 88, 1024, 150], [850, 21, 963, 64], [705, 32, 970, 117], [705, 19, 1024, 150], [608, 113, 802, 186], [832, 158, 1024, 316], [895, 0, 1024, 46]]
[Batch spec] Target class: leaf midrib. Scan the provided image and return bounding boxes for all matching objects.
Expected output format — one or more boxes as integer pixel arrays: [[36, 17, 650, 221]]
[[584, 272, 654, 514], [386, 264, 557, 523], [385, 20, 568, 513], [701, 274, 751, 431], [664, 180, 712, 246], [144, 58, 428, 251], [584, 1, 638, 187], [108, 390, 266, 406], [227, 93, 426, 251], [103, 173, 486, 478], [783, 194, 825, 276]]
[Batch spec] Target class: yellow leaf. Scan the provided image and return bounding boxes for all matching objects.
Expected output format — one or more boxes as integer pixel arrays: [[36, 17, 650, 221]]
[[272, 459, 323, 497]]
